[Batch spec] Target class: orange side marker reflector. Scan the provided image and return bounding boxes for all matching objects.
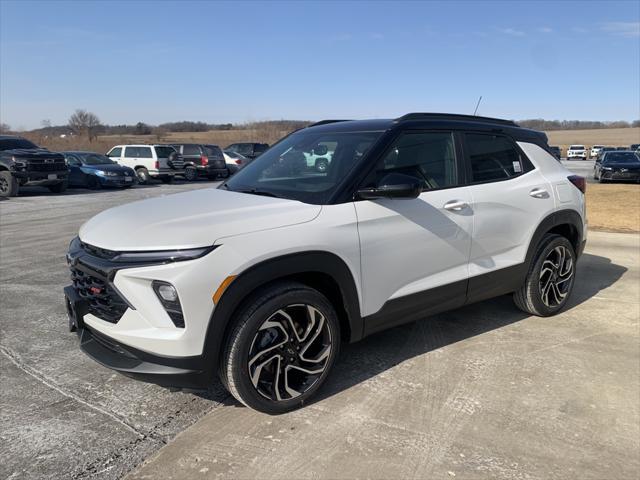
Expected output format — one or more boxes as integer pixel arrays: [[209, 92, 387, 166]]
[[213, 275, 236, 304]]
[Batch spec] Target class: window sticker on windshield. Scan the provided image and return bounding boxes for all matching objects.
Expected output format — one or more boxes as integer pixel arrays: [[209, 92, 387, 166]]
[[513, 161, 522, 173]]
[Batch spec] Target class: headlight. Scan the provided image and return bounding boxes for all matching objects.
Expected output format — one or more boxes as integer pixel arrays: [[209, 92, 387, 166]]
[[602, 167, 613, 171], [112, 246, 216, 263]]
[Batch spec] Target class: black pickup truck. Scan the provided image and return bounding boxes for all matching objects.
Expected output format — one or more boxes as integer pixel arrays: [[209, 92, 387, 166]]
[[0, 136, 69, 197]]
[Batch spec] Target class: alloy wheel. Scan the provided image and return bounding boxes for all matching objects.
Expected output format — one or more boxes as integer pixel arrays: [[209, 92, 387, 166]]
[[539, 245, 574, 308], [0, 177, 8, 195], [248, 304, 332, 401]]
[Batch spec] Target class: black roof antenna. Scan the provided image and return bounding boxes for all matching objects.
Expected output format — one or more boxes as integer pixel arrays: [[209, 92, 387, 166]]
[[473, 96, 483, 116]]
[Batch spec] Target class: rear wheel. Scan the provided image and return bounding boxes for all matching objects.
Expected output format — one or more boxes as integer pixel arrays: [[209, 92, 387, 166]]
[[87, 176, 101, 190], [136, 167, 150, 184], [514, 234, 576, 316], [220, 281, 340, 414], [0, 171, 19, 197], [48, 181, 68, 194], [184, 166, 198, 181]]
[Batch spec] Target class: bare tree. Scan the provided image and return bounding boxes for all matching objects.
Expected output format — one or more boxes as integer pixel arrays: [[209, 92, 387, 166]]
[[0, 123, 10, 133], [41, 119, 52, 128], [68, 109, 101, 142]]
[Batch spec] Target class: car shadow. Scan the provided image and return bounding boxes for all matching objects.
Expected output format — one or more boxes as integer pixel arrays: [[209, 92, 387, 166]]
[[197, 252, 627, 408]]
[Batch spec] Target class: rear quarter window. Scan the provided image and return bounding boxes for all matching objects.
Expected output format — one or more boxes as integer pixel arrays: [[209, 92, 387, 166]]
[[465, 133, 529, 183]]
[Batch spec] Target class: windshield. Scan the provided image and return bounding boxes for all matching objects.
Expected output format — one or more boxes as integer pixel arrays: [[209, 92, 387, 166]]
[[570, 145, 585, 150], [223, 130, 383, 204], [604, 152, 640, 164], [0, 138, 38, 150], [79, 153, 115, 165]]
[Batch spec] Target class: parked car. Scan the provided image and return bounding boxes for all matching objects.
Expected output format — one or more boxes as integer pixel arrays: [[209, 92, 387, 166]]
[[615, 146, 628, 151], [0, 135, 68, 197], [63, 151, 136, 189], [567, 145, 587, 160], [303, 141, 336, 172], [589, 145, 604, 159], [225, 142, 269, 159], [596, 146, 616, 161], [106, 145, 184, 184], [593, 151, 640, 183], [223, 150, 252, 174], [549, 146, 561, 160], [630, 143, 640, 151], [64, 113, 586, 414], [170, 144, 229, 181]]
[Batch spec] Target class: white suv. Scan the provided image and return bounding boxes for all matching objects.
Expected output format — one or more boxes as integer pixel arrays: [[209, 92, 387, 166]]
[[65, 113, 587, 414], [106, 144, 184, 184], [567, 145, 587, 160], [590, 145, 604, 159]]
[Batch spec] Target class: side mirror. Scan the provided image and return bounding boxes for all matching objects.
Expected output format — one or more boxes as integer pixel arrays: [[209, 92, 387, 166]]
[[357, 173, 422, 200]]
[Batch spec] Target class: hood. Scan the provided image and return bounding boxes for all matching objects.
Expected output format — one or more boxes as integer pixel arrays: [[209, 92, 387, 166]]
[[5, 148, 64, 160], [82, 163, 131, 172], [79, 188, 321, 251]]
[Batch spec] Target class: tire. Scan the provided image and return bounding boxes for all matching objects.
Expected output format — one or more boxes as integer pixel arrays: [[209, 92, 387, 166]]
[[87, 176, 101, 190], [514, 234, 576, 317], [0, 171, 19, 197], [136, 167, 150, 184], [315, 158, 329, 173], [47, 181, 68, 194], [184, 166, 198, 181], [160, 176, 173, 184], [220, 281, 340, 414]]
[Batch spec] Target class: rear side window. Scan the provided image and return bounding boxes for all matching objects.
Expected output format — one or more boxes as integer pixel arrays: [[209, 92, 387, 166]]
[[124, 147, 138, 158], [154, 146, 175, 158], [138, 147, 153, 158], [254, 144, 268, 154], [375, 131, 457, 190], [466, 134, 525, 183], [108, 147, 122, 157], [182, 145, 201, 156], [204, 145, 223, 158]]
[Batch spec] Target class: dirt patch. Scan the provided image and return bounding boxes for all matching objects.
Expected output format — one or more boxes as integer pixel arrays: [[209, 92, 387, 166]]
[[586, 183, 640, 233]]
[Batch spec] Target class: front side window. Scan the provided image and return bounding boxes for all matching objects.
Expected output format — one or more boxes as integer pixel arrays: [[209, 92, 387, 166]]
[[372, 131, 457, 190], [108, 147, 122, 158], [224, 130, 383, 204], [466, 133, 524, 183]]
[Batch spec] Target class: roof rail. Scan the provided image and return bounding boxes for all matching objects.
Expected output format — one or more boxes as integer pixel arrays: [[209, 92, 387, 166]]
[[396, 113, 518, 127], [307, 119, 351, 128]]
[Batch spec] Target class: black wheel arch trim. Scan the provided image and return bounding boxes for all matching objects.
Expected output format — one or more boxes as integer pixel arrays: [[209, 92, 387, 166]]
[[525, 209, 584, 264], [201, 250, 363, 377]]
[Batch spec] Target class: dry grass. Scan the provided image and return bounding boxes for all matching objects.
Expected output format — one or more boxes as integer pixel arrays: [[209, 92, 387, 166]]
[[546, 127, 640, 152], [586, 183, 640, 233]]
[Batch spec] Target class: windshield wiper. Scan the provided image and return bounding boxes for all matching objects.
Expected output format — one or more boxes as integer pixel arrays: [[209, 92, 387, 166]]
[[234, 188, 283, 198]]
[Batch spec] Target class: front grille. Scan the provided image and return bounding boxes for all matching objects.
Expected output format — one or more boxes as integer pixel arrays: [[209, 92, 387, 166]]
[[80, 241, 117, 260], [70, 264, 128, 323], [27, 160, 66, 172]]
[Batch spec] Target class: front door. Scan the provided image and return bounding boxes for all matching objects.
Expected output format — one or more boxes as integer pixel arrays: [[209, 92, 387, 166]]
[[355, 131, 473, 335]]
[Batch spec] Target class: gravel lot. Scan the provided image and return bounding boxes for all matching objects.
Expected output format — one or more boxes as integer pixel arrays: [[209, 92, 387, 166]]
[[1, 180, 639, 480], [0, 181, 226, 480]]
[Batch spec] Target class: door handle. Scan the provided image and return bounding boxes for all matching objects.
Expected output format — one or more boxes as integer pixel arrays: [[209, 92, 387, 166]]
[[529, 188, 548, 199], [444, 200, 468, 211]]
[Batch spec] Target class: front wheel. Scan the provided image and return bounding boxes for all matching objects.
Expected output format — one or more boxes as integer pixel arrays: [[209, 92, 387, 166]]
[[220, 281, 340, 414], [514, 234, 576, 316], [48, 181, 68, 194], [136, 167, 150, 184], [0, 171, 19, 197]]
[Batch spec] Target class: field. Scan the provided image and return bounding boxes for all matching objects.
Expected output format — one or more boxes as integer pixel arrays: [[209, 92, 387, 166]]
[[546, 127, 640, 151], [586, 183, 640, 233]]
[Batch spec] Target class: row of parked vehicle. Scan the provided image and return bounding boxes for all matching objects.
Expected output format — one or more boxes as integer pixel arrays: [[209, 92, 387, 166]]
[[0, 135, 270, 197], [564, 144, 640, 160]]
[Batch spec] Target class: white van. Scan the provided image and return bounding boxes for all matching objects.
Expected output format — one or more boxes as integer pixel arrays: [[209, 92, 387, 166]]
[[106, 145, 184, 184]]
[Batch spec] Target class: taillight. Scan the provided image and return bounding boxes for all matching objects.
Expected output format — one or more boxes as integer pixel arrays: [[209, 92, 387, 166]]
[[568, 175, 586, 194], [200, 155, 208, 166], [235, 159, 242, 165], [155, 160, 160, 169]]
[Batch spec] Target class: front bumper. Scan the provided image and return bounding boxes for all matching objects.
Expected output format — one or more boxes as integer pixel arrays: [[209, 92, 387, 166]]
[[65, 285, 208, 387], [13, 170, 68, 186], [195, 164, 229, 177], [600, 170, 640, 182]]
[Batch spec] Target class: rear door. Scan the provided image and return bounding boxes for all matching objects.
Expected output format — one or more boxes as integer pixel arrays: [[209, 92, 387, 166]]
[[462, 132, 555, 301], [122, 146, 140, 170], [355, 130, 473, 334]]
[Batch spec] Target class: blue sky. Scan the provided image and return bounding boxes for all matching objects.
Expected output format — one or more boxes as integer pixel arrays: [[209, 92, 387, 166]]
[[1, 0, 639, 129]]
